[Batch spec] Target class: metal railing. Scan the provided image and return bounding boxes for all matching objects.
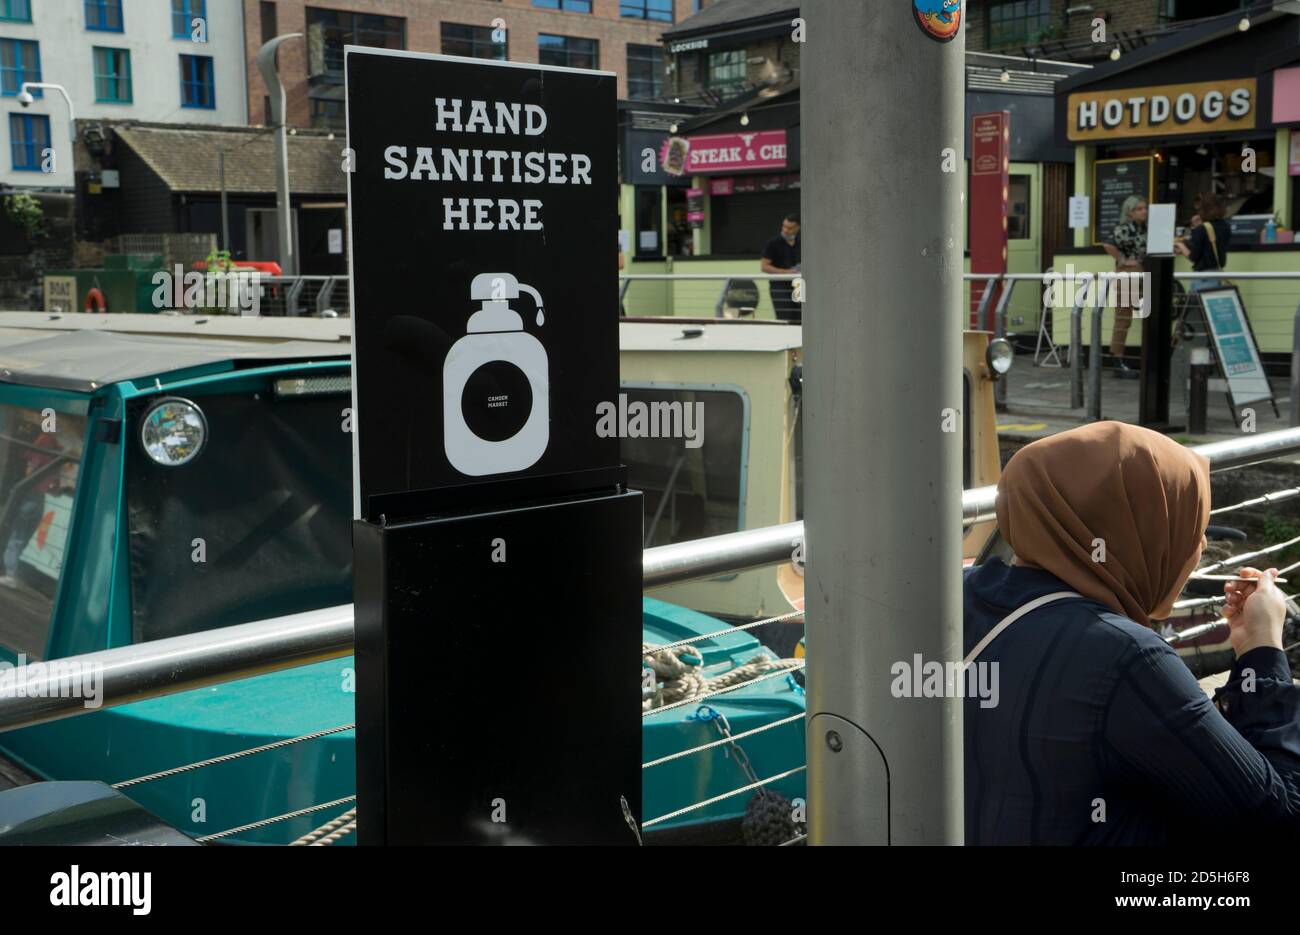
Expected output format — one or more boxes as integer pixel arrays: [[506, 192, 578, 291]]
[[256, 275, 349, 317], [619, 272, 800, 319], [619, 269, 1297, 423], [969, 270, 1300, 425], [5, 426, 1300, 736]]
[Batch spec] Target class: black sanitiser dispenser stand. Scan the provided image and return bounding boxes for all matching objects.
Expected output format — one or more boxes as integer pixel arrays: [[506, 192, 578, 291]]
[[345, 48, 637, 844], [354, 483, 642, 845]]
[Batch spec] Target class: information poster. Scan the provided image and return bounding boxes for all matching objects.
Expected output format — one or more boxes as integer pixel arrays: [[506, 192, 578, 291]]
[[1091, 156, 1154, 246], [345, 48, 620, 522], [1199, 287, 1273, 406]]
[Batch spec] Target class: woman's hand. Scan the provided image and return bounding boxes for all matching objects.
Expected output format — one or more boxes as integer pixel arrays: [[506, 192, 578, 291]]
[[1223, 567, 1287, 657], [1173, 242, 1190, 257]]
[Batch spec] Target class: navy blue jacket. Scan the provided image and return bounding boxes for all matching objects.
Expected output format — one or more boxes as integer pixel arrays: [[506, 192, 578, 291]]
[[964, 557, 1300, 844]]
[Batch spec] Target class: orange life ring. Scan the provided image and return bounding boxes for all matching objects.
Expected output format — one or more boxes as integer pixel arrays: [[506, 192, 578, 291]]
[[84, 287, 107, 313]]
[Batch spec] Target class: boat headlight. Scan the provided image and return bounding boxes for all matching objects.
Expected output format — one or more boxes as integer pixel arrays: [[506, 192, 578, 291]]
[[986, 338, 1014, 377], [140, 397, 208, 467]]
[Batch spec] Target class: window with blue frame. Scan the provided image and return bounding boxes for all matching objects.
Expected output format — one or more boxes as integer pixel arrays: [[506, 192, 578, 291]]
[[179, 54, 215, 109], [620, 0, 673, 22], [0, 0, 32, 24], [9, 112, 50, 171], [0, 39, 40, 98], [172, 0, 207, 40], [93, 47, 131, 103], [533, 0, 593, 12], [85, 0, 124, 32]]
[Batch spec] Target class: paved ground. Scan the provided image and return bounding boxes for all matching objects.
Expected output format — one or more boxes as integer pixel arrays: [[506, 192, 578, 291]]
[[997, 349, 1296, 457]]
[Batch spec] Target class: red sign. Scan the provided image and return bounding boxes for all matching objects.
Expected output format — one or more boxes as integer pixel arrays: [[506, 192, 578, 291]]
[[710, 178, 735, 196], [969, 111, 1010, 330], [683, 130, 787, 174]]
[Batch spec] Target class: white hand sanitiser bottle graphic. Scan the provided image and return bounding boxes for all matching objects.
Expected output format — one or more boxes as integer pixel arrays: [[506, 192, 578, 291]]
[[443, 272, 549, 476]]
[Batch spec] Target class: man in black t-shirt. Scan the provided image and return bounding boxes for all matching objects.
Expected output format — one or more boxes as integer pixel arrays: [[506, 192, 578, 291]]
[[760, 214, 801, 322]]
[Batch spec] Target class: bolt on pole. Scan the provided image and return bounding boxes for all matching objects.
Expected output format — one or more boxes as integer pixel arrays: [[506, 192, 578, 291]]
[[803, 1, 965, 844]]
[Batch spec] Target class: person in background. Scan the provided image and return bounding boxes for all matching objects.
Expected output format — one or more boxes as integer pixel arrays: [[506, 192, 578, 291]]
[[1101, 196, 1147, 378], [965, 422, 1300, 844], [1174, 192, 1230, 293], [760, 213, 801, 322]]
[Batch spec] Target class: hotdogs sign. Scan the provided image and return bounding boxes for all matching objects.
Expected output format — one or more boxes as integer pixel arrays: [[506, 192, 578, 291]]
[[1067, 78, 1255, 142]]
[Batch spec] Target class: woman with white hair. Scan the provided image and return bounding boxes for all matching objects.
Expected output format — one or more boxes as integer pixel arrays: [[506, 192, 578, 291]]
[[1101, 195, 1148, 379]]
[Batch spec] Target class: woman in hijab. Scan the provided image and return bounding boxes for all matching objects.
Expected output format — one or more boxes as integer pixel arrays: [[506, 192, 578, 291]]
[[964, 421, 1300, 844]]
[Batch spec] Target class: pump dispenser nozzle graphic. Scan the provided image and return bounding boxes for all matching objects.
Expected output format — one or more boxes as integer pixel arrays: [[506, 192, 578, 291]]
[[443, 272, 550, 476]]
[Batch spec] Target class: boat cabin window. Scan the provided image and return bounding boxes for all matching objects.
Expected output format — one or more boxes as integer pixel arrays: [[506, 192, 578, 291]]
[[0, 405, 87, 661], [621, 385, 745, 547], [126, 385, 353, 643]]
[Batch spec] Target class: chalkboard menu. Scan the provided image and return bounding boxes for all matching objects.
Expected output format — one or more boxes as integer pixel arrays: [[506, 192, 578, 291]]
[[1091, 156, 1154, 246]]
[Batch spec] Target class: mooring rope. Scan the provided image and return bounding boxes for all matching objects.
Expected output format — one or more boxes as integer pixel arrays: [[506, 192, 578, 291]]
[[291, 807, 358, 846], [642, 641, 804, 714]]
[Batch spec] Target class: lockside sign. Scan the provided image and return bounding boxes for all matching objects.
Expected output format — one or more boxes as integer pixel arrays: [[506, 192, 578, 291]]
[[345, 48, 621, 522]]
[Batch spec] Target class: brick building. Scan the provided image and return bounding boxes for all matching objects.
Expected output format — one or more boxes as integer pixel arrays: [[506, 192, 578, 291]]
[[660, 0, 799, 105], [965, 0, 1260, 62], [244, 0, 710, 130]]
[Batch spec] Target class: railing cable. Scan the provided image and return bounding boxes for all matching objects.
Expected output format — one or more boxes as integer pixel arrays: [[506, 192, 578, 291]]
[[641, 766, 806, 829], [194, 795, 356, 843], [112, 723, 355, 789]]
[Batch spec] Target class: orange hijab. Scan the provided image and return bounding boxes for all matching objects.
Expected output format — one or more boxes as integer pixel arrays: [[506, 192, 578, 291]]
[[995, 422, 1211, 625]]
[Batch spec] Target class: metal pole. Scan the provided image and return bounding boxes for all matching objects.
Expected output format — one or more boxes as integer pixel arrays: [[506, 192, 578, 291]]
[[993, 281, 1015, 411], [642, 520, 804, 587], [1089, 301, 1103, 421], [973, 274, 998, 332], [20, 82, 76, 175], [219, 149, 230, 253], [1189, 350, 1210, 435], [0, 605, 353, 733], [803, 0, 964, 845], [1070, 300, 1083, 409], [6, 427, 1300, 735], [257, 34, 303, 277]]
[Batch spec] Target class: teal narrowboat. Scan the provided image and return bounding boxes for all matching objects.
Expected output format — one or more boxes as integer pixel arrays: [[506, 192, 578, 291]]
[[0, 313, 805, 844]]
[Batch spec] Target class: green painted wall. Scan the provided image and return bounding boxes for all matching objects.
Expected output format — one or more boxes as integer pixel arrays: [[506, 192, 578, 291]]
[[1048, 250, 1300, 354]]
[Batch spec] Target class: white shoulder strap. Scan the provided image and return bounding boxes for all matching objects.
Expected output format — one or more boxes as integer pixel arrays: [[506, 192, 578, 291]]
[[964, 590, 1083, 666]]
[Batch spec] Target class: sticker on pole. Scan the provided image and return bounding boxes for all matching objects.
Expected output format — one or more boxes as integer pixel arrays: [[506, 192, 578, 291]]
[[913, 0, 962, 42]]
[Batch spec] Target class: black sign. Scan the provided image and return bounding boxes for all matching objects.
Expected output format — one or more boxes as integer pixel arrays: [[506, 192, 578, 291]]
[[346, 49, 620, 521], [1092, 156, 1154, 246]]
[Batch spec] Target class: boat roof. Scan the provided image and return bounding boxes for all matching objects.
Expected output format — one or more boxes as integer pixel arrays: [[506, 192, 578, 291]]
[[619, 319, 802, 353], [0, 324, 350, 393], [0, 313, 800, 392]]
